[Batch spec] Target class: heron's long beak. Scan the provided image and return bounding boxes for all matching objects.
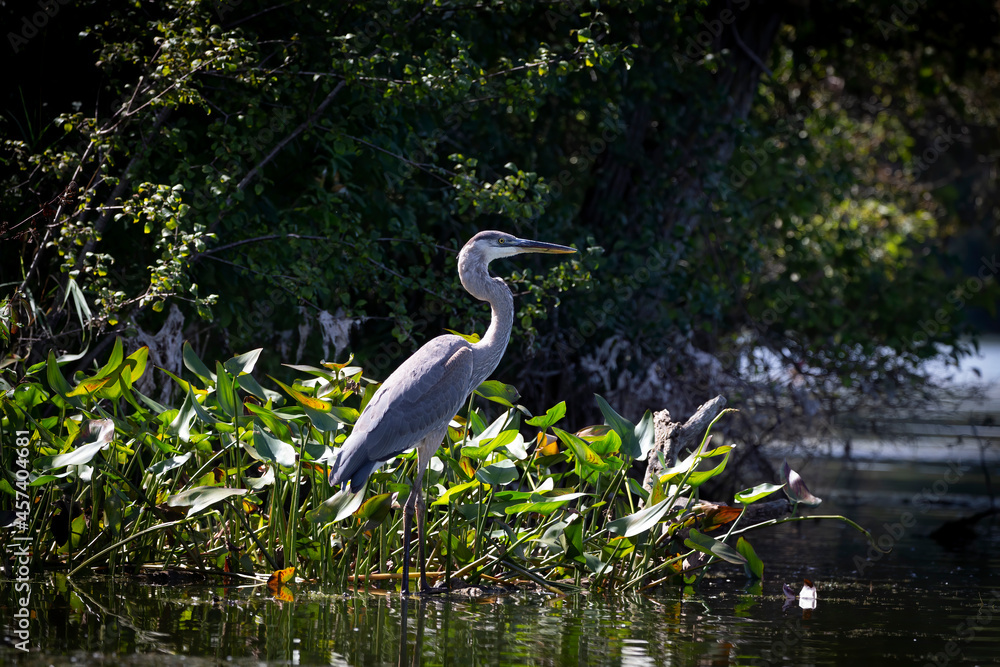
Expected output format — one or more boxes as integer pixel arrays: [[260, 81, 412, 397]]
[[511, 238, 577, 254]]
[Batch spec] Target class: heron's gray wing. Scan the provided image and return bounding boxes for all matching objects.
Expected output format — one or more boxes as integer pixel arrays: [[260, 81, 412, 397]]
[[328, 335, 474, 490]]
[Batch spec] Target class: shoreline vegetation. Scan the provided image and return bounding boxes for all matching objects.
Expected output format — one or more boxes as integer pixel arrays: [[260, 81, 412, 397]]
[[1, 339, 876, 594]]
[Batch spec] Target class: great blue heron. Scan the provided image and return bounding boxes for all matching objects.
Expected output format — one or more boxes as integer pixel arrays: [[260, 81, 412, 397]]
[[327, 230, 576, 594]]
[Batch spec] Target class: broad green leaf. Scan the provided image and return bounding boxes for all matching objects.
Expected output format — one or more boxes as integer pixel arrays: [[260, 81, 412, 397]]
[[167, 486, 247, 517], [183, 341, 215, 387], [684, 529, 747, 565], [148, 452, 192, 477], [431, 478, 481, 505], [737, 536, 764, 580], [475, 380, 520, 408], [606, 497, 672, 538], [215, 361, 237, 419], [684, 450, 732, 487], [634, 410, 655, 460], [462, 428, 518, 460], [307, 486, 367, 523], [476, 459, 519, 486], [45, 350, 83, 408], [504, 492, 589, 515], [245, 402, 293, 441], [246, 465, 275, 490], [225, 348, 262, 375], [735, 482, 785, 505], [167, 389, 198, 442], [269, 377, 342, 431], [595, 394, 638, 458], [44, 420, 115, 469], [355, 492, 393, 525], [553, 427, 607, 471], [126, 346, 149, 384], [526, 401, 566, 429], [251, 423, 297, 468]]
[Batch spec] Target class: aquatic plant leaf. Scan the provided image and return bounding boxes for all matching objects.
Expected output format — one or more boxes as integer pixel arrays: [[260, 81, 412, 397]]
[[183, 341, 216, 387], [606, 497, 672, 538], [684, 450, 731, 487], [431, 479, 481, 505], [45, 350, 83, 408], [224, 348, 262, 375], [737, 536, 764, 580], [684, 529, 747, 565], [475, 380, 521, 408], [462, 429, 518, 460], [553, 427, 607, 471], [216, 362, 237, 419], [476, 459, 519, 486], [269, 376, 342, 431], [526, 401, 566, 429], [698, 503, 743, 530], [45, 419, 115, 468], [782, 461, 823, 507], [735, 482, 785, 505], [167, 389, 198, 442], [595, 394, 640, 458], [251, 423, 297, 468], [633, 410, 655, 460], [167, 486, 247, 517], [148, 452, 193, 477]]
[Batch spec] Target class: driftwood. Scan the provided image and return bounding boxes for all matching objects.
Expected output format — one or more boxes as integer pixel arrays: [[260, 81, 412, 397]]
[[639, 395, 791, 523], [641, 395, 728, 494]]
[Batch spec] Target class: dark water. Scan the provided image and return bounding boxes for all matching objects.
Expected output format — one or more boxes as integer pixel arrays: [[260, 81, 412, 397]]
[[3, 457, 999, 666]]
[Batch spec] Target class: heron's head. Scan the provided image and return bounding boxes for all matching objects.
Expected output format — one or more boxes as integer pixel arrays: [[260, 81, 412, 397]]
[[461, 230, 576, 266]]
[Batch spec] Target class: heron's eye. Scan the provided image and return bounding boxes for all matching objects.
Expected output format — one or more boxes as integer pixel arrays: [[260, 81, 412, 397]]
[[498, 238, 505, 244]]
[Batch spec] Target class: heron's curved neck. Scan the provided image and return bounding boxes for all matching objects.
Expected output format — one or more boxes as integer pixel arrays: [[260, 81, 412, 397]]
[[459, 252, 514, 388]]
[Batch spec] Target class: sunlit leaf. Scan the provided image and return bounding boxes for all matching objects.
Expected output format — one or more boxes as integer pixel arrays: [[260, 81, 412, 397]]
[[250, 423, 297, 468], [183, 341, 215, 387], [148, 452, 192, 477], [606, 497, 672, 538], [166, 486, 247, 517], [782, 461, 823, 507], [735, 482, 785, 505], [526, 401, 566, 429], [553, 427, 607, 471], [475, 380, 520, 408], [476, 459, 519, 486], [224, 348, 262, 375], [684, 529, 747, 565], [737, 536, 764, 580]]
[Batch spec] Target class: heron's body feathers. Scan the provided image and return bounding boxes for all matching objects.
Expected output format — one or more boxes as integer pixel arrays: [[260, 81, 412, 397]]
[[327, 335, 474, 492]]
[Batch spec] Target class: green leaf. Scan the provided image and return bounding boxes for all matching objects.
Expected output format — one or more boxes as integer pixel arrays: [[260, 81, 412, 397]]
[[183, 341, 215, 387], [476, 459, 519, 486], [737, 536, 764, 580], [475, 380, 521, 408], [553, 427, 607, 471], [633, 410, 655, 460], [45, 350, 83, 408], [224, 348, 262, 375], [606, 497, 672, 538], [461, 428, 518, 460], [250, 423, 297, 468], [307, 486, 367, 523], [526, 401, 566, 429], [215, 361, 237, 420], [166, 486, 247, 517], [167, 389, 198, 442], [684, 529, 747, 565], [431, 478, 481, 506], [595, 395, 639, 459], [735, 482, 785, 505], [148, 453, 192, 477]]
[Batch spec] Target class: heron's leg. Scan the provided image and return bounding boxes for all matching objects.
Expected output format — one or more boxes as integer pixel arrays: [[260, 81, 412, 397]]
[[414, 428, 444, 594], [401, 484, 418, 597]]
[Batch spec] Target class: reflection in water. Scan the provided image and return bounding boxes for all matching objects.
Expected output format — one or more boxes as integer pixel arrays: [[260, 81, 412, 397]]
[[1, 458, 999, 666]]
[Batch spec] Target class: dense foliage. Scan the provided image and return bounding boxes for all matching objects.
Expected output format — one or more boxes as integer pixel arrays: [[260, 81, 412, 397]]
[[2, 2, 999, 434], [0, 340, 870, 589]]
